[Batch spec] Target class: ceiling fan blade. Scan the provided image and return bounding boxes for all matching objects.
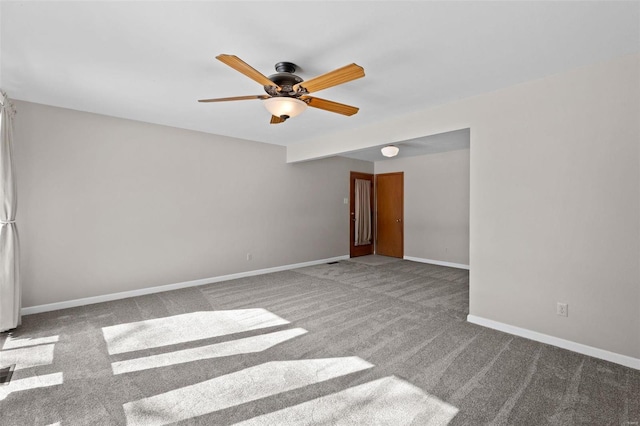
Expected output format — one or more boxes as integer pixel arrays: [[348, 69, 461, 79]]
[[294, 63, 364, 94], [270, 115, 286, 124], [301, 96, 359, 116], [216, 54, 280, 89], [198, 95, 269, 103]]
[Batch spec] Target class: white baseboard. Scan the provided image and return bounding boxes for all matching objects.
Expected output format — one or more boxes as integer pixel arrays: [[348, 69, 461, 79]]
[[467, 314, 640, 370], [403, 256, 470, 270], [21, 255, 350, 316]]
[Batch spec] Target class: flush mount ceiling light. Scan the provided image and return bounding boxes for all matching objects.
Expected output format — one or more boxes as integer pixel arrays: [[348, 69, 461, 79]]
[[381, 145, 399, 157], [263, 97, 307, 121]]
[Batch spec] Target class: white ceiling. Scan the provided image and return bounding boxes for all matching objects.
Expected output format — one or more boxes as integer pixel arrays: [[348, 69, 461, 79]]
[[2, 1, 638, 147]]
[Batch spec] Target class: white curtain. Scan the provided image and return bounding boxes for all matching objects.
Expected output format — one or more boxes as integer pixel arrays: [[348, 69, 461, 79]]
[[354, 178, 371, 246], [0, 91, 20, 332]]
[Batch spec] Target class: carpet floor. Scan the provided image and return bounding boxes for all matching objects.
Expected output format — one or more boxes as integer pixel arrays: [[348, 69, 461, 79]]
[[0, 258, 638, 425]]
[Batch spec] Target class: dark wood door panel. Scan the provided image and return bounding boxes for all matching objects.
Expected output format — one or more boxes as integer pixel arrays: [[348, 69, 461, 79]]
[[376, 172, 403, 258]]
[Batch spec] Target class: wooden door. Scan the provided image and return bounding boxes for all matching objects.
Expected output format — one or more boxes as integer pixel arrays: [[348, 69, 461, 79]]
[[350, 172, 374, 257], [376, 172, 404, 258]]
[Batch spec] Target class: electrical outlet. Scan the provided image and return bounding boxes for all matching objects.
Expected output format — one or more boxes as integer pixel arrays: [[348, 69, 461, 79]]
[[557, 302, 568, 317], [246, 253, 252, 261]]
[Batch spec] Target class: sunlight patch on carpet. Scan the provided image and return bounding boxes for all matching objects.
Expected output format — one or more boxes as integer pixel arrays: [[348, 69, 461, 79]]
[[102, 309, 289, 355], [235, 375, 459, 425], [2, 335, 59, 350], [0, 372, 64, 401], [111, 327, 307, 374], [0, 344, 56, 371], [123, 357, 374, 426]]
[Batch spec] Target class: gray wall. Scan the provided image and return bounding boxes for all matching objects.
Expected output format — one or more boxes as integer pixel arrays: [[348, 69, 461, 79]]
[[466, 55, 639, 360], [374, 149, 470, 266], [14, 101, 372, 307], [287, 54, 640, 360]]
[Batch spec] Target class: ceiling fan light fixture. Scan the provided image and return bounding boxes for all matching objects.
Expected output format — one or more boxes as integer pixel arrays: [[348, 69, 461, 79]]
[[263, 97, 307, 119], [381, 145, 399, 157]]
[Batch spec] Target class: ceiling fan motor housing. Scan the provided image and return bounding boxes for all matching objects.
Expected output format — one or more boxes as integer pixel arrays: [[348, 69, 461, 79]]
[[265, 62, 304, 96]]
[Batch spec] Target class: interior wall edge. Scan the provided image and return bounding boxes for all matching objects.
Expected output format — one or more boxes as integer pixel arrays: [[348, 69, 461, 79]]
[[467, 314, 640, 371], [21, 255, 350, 316]]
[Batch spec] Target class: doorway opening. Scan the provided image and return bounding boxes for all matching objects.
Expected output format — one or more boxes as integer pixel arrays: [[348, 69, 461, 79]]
[[349, 172, 374, 257], [349, 171, 404, 258]]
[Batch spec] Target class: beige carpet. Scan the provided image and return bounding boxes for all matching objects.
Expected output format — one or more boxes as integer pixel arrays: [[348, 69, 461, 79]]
[[0, 259, 638, 425]]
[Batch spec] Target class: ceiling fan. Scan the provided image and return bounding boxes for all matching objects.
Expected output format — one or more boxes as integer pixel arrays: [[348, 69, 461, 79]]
[[198, 54, 365, 124]]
